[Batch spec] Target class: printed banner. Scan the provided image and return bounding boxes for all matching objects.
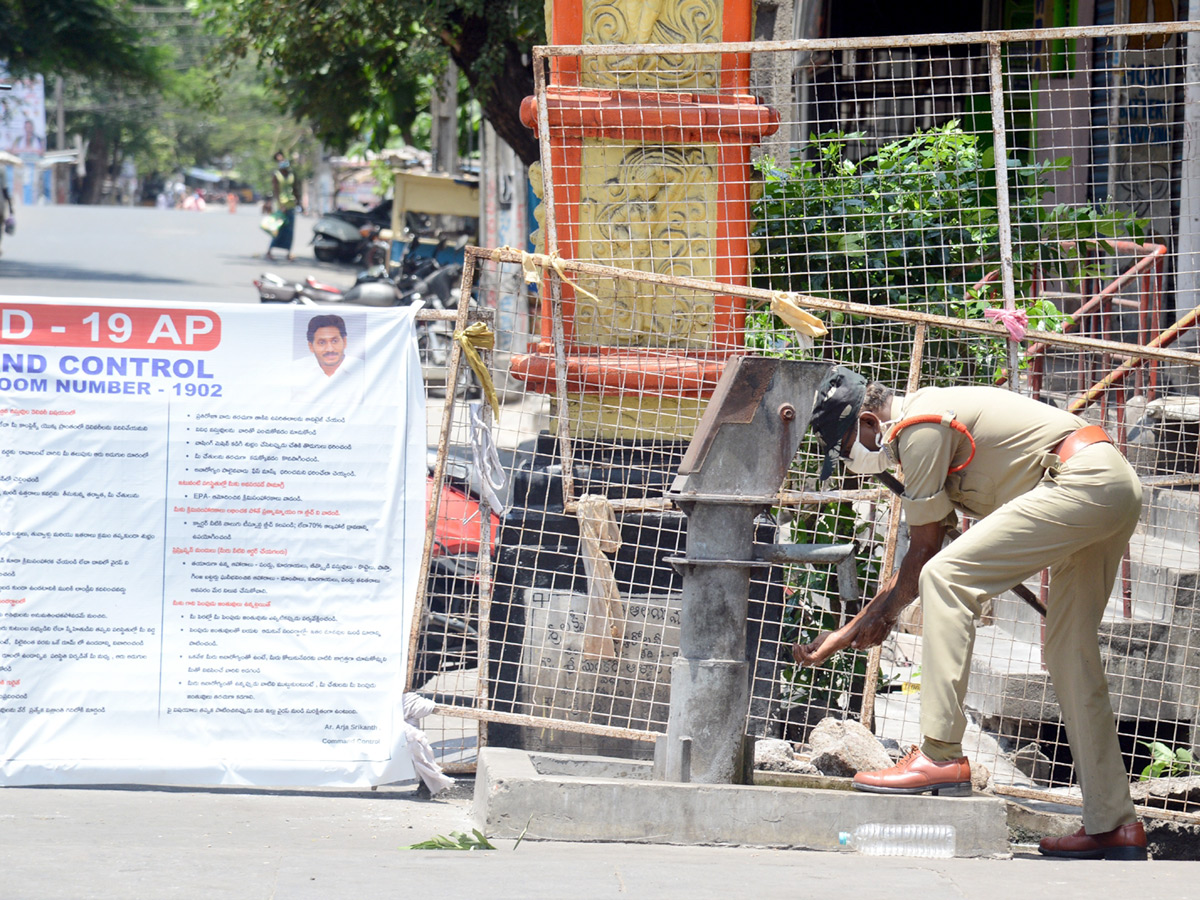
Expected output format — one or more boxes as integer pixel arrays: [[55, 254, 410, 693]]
[[0, 299, 425, 787], [0, 70, 47, 158]]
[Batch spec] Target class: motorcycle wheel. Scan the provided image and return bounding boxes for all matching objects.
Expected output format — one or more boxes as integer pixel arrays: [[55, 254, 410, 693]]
[[313, 244, 340, 263]]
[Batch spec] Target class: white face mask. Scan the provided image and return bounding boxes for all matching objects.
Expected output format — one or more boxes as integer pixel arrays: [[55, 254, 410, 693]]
[[842, 419, 896, 475]]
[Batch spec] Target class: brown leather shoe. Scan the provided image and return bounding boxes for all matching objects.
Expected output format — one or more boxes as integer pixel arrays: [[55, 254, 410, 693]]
[[1038, 822, 1147, 860], [852, 746, 972, 796]]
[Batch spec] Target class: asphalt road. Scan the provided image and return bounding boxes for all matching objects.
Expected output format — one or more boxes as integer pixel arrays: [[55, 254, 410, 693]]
[[0, 201, 359, 304], [2, 784, 1194, 900]]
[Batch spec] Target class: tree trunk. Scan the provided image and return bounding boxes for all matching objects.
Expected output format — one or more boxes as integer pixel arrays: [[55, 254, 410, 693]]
[[80, 127, 108, 205], [445, 21, 539, 167], [109, 136, 125, 205]]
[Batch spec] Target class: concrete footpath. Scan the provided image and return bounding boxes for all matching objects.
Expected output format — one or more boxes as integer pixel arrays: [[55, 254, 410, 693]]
[[0, 782, 1194, 900]]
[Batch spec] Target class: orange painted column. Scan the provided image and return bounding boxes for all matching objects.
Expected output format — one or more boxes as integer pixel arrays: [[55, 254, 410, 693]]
[[513, 0, 775, 434]]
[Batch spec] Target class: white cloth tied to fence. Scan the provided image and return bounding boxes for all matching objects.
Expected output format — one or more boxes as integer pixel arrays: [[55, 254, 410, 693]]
[[401, 692, 455, 794], [576, 494, 625, 660], [468, 400, 507, 515]]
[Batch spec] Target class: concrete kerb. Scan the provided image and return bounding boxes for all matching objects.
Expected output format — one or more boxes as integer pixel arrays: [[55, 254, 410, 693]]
[[472, 747, 1012, 857]]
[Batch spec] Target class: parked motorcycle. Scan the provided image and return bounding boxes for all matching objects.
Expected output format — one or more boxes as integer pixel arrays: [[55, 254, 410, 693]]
[[254, 268, 404, 306], [259, 229, 463, 306], [310, 199, 393, 264], [412, 452, 501, 689], [389, 233, 471, 294]]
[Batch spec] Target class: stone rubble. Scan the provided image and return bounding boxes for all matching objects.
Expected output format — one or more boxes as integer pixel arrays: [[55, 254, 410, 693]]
[[807, 717, 893, 777]]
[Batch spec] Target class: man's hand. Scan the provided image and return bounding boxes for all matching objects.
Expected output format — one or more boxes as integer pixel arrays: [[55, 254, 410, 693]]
[[848, 597, 899, 650], [790, 619, 862, 669], [789, 519, 946, 670], [791, 630, 844, 668], [789, 591, 899, 669]]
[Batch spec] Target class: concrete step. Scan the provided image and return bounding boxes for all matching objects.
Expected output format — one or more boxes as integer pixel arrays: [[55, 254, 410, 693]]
[[921, 512, 1200, 736], [1120, 527, 1199, 623], [967, 627, 1055, 726], [473, 747, 1011, 858], [983, 524, 1196, 639], [1143, 485, 1200, 546], [968, 538, 1194, 728], [968, 525, 1194, 692]]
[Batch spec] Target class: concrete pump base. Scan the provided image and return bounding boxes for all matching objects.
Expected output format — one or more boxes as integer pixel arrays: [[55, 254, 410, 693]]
[[473, 747, 1011, 858]]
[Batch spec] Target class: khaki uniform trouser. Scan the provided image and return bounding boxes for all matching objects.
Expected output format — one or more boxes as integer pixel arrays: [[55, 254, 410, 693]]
[[918, 442, 1142, 834]]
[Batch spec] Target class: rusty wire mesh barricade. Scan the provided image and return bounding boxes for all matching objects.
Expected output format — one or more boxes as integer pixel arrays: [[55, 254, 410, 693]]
[[404, 294, 501, 774], [413, 22, 1200, 820]]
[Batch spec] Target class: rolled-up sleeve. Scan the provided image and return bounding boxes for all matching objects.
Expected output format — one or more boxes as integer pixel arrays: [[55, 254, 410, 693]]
[[894, 422, 955, 527], [902, 488, 954, 526]]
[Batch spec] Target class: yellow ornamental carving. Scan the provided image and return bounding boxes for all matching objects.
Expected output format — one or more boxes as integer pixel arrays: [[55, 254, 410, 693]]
[[575, 143, 718, 348], [581, 0, 723, 90], [528, 161, 546, 255]]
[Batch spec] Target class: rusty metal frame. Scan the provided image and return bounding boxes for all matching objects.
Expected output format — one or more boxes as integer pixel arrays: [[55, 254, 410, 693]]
[[860, 323, 928, 732], [475, 247, 1200, 369], [994, 783, 1200, 826], [530, 22, 1193, 63], [986, 43, 1021, 390], [404, 284, 494, 694], [983, 239, 1170, 394], [421, 23, 1200, 807], [531, 51, 579, 512], [421, 250, 1200, 818]]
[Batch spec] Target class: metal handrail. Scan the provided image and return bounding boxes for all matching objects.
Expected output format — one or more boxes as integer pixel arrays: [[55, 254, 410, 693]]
[[979, 238, 1169, 398]]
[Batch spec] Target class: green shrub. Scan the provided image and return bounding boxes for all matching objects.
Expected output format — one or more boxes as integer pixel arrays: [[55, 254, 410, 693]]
[[751, 122, 1145, 723], [1138, 741, 1197, 781], [750, 121, 1145, 384]]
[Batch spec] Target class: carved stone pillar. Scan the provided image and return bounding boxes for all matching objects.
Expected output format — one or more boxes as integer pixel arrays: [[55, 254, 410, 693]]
[[514, 0, 778, 440]]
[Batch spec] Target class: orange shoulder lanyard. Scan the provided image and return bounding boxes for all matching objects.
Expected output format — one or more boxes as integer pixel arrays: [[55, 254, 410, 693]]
[[885, 413, 976, 474]]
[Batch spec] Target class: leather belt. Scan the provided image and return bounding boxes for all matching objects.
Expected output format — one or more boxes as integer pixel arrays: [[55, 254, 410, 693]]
[[1053, 424, 1113, 463]]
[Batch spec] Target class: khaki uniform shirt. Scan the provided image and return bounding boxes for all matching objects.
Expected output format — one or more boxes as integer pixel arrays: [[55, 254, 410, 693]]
[[887, 386, 1085, 526]]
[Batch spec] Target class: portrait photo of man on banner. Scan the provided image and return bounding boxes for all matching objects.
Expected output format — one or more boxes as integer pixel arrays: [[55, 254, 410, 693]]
[[291, 311, 367, 401], [0, 71, 49, 205]]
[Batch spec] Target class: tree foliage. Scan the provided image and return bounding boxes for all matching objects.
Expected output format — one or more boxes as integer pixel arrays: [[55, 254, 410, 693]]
[[70, 62, 314, 202], [61, 3, 314, 203], [0, 0, 161, 83], [195, 0, 544, 165]]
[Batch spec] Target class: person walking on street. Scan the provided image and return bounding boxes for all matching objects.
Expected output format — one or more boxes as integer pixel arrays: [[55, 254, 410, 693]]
[[266, 151, 298, 261], [0, 182, 13, 257], [794, 367, 1148, 860]]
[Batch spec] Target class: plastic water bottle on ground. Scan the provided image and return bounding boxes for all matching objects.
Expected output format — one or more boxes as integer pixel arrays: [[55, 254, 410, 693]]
[[837, 823, 956, 858]]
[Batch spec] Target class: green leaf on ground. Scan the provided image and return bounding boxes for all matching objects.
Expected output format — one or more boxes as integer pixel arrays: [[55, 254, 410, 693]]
[[401, 829, 496, 851]]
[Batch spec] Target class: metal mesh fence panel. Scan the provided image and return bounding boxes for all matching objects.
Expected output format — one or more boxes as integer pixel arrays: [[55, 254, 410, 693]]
[[412, 22, 1200, 820]]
